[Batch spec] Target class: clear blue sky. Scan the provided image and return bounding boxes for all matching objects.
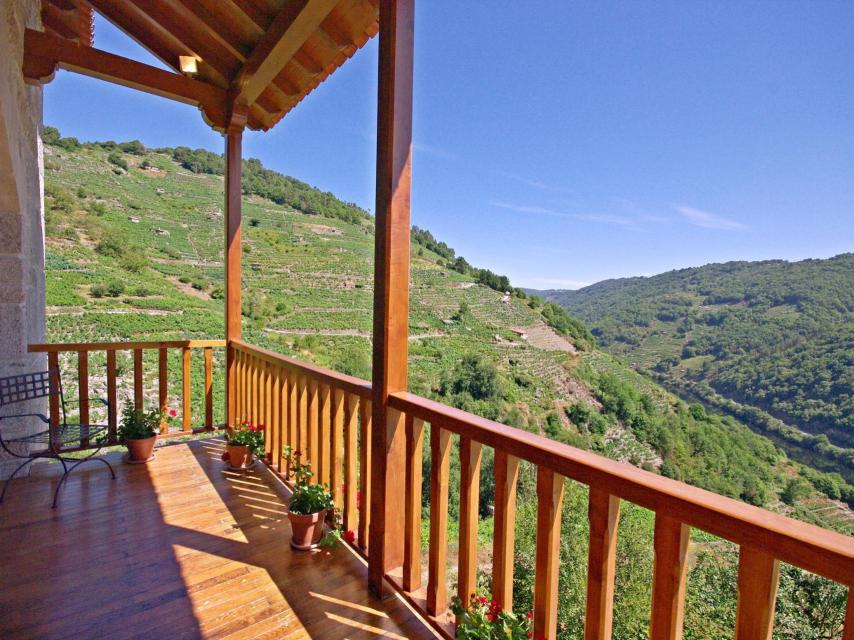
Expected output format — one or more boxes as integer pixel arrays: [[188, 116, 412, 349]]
[[45, 2, 854, 289]]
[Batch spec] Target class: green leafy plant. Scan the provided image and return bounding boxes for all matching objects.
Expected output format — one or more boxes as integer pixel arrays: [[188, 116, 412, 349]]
[[451, 594, 534, 640], [224, 419, 265, 457], [281, 446, 345, 548], [118, 403, 173, 441]]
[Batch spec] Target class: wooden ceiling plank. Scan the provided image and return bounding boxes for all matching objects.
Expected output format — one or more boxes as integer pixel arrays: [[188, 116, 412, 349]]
[[195, 0, 264, 46], [169, 0, 253, 61], [232, 0, 338, 108], [125, 0, 241, 81], [23, 28, 228, 129], [227, 0, 272, 30]]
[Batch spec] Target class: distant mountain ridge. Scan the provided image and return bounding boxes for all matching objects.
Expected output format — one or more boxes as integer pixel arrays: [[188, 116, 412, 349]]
[[533, 255, 854, 466]]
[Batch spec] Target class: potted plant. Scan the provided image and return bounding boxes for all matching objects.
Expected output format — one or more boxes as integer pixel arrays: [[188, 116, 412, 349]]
[[223, 419, 264, 469], [282, 446, 337, 550], [119, 404, 171, 463], [450, 593, 534, 640]]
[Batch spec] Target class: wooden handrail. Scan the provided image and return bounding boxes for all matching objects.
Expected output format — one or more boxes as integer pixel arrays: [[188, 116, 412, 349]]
[[388, 391, 854, 587], [29, 339, 225, 352], [230, 339, 372, 398]]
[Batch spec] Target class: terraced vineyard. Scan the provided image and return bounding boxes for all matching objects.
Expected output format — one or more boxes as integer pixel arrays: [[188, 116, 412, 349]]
[[41, 133, 852, 536]]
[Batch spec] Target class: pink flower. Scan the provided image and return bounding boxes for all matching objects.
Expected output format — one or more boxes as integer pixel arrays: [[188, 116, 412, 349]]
[[169, 409, 177, 417]]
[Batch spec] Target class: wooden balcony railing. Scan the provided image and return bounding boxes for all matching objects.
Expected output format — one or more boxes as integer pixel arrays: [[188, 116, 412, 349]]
[[27, 338, 854, 639], [229, 339, 373, 545], [28, 340, 226, 449]]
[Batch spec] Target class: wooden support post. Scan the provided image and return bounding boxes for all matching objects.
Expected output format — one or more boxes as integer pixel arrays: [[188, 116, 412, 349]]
[[534, 467, 564, 640], [492, 451, 519, 609], [224, 110, 245, 428], [650, 515, 690, 640], [585, 489, 620, 640], [368, 0, 415, 598], [734, 547, 780, 640]]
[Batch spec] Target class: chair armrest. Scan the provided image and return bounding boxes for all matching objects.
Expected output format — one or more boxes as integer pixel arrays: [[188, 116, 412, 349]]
[[0, 413, 51, 425]]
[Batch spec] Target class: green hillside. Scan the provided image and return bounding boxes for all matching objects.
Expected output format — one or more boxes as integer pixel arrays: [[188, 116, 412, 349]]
[[40, 129, 853, 637], [534, 256, 854, 479]]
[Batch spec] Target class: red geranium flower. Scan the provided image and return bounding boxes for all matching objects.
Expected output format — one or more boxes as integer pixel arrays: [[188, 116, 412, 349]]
[[169, 409, 177, 417], [342, 530, 356, 544], [221, 451, 230, 461]]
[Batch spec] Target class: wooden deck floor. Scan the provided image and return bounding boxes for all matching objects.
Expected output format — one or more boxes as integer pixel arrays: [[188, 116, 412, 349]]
[[0, 439, 437, 640]]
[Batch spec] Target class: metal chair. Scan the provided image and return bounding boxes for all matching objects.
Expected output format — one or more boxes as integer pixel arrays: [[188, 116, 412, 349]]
[[0, 369, 115, 508]]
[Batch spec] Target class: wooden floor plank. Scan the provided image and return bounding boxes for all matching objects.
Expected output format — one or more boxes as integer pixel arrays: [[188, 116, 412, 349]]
[[0, 439, 437, 640]]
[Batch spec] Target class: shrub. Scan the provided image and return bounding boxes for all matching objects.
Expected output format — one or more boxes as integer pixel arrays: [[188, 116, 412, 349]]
[[107, 281, 125, 297], [90, 284, 107, 298], [107, 152, 128, 171]]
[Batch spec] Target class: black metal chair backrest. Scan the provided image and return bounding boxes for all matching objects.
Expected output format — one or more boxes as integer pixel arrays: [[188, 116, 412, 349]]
[[0, 369, 67, 425]]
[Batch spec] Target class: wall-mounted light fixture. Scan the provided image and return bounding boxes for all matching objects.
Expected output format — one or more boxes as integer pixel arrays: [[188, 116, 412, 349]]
[[179, 55, 198, 74]]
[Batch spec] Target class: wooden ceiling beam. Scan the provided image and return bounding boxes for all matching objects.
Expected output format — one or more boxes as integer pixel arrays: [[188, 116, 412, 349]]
[[23, 29, 229, 130], [170, 0, 253, 61], [231, 0, 338, 108], [124, 0, 241, 82], [84, 0, 184, 74]]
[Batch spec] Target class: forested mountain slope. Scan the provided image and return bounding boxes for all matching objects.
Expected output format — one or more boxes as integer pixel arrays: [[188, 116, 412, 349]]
[[39, 129, 853, 637], [534, 256, 854, 474]]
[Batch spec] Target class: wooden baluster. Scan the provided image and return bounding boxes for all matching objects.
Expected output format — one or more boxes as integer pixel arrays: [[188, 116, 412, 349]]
[[287, 371, 297, 470], [358, 398, 372, 551], [106, 350, 117, 443], [734, 547, 780, 640], [534, 467, 564, 640], [492, 450, 519, 609], [227, 344, 235, 428], [458, 436, 482, 609], [158, 347, 168, 434], [204, 347, 213, 429], [844, 590, 854, 640], [182, 346, 191, 432], [77, 350, 89, 447], [298, 374, 308, 461], [274, 369, 284, 472], [48, 352, 60, 450], [650, 515, 690, 640], [427, 425, 451, 616], [233, 349, 241, 424], [343, 393, 359, 533], [264, 362, 272, 459], [331, 388, 345, 509], [403, 415, 424, 591], [585, 489, 620, 640], [239, 350, 247, 424], [307, 378, 319, 478], [133, 348, 143, 411], [252, 356, 261, 427], [318, 382, 331, 486]]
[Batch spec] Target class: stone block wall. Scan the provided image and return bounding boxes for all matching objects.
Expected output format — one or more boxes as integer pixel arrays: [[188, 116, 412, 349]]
[[0, 0, 47, 478]]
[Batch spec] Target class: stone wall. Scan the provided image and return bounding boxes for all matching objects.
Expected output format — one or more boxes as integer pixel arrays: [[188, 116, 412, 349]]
[[0, 0, 46, 478]]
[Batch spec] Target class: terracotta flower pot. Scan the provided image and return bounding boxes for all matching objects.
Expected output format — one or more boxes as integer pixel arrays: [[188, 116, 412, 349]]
[[227, 444, 253, 468], [126, 435, 156, 463], [288, 509, 326, 550]]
